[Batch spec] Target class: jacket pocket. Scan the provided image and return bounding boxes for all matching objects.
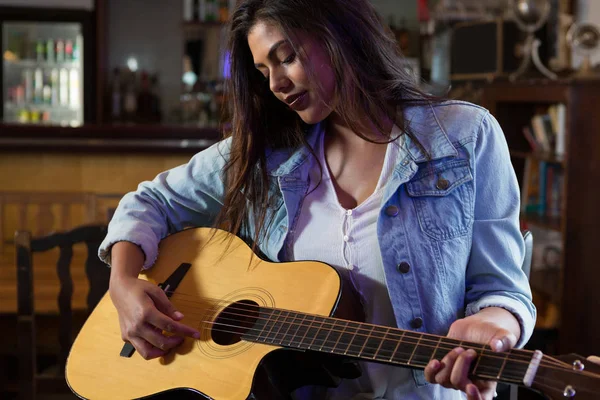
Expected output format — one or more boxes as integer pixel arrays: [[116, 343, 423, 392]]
[[406, 159, 473, 241]]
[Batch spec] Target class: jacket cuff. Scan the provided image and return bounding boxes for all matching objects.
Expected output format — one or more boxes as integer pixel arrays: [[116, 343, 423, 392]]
[[98, 223, 159, 269]]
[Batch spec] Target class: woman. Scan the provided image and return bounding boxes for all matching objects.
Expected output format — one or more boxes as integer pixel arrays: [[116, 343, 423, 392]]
[[101, 0, 535, 399]]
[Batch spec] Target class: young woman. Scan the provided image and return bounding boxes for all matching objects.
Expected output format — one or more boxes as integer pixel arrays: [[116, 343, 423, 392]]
[[101, 0, 535, 398]]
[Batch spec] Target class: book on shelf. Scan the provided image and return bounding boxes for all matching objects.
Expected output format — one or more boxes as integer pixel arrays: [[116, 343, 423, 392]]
[[520, 158, 563, 220], [521, 103, 566, 157]]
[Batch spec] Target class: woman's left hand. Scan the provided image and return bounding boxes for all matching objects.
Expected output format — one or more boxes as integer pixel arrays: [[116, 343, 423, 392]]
[[424, 307, 520, 400]]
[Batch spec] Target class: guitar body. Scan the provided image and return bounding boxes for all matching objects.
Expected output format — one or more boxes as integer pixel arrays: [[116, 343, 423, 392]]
[[66, 227, 351, 400]]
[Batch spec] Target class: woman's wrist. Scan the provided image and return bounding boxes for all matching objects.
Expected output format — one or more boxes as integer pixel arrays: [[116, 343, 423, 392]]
[[478, 306, 522, 344]]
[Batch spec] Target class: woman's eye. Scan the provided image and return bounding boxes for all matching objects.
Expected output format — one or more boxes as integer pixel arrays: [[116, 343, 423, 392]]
[[282, 53, 296, 64]]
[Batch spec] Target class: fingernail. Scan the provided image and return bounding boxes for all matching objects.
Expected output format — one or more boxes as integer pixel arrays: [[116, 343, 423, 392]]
[[455, 347, 465, 354], [173, 311, 184, 320], [429, 360, 440, 370], [193, 331, 200, 339], [493, 339, 504, 352]]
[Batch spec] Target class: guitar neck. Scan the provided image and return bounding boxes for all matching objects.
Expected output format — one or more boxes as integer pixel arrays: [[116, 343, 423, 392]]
[[243, 307, 530, 386]]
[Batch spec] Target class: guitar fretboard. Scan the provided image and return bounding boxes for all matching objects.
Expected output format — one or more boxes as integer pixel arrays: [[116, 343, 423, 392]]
[[241, 307, 530, 385]]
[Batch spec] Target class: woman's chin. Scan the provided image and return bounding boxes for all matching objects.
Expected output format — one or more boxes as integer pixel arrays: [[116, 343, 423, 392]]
[[297, 108, 331, 125]]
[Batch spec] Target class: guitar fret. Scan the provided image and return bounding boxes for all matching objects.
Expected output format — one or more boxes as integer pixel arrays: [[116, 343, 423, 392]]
[[263, 309, 283, 344], [271, 310, 291, 345], [391, 331, 425, 365], [308, 316, 329, 350], [287, 313, 306, 347], [373, 327, 390, 359], [389, 331, 405, 362], [431, 337, 442, 361], [329, 320, 349, 353], [407, 333, 423, 365], [278, 311, 300, 346], [298, 315, 315, 348], [497, 352, 509, 379], [472, 345, 484, 375], [341, 321, 361, 356], [318, 319, 335, 351], [360, 325, 388, 359], [358, 326, 374, 357]]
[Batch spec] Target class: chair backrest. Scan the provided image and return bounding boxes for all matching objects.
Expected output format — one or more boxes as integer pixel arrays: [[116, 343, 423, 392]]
[[0, 192, 98, 254], [15, 224, 110, 400]]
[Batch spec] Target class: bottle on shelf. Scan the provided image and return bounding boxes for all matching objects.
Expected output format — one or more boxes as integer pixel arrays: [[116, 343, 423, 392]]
[[51, 68, 59, 106], [18, 109, 30, 123], [69, 68, 80, 108], [46, 38, 55, 63], [65, 39, 74, 61], [42, 70, 52, 104], [36, 40, 45, 62], [72, 40, 80, 62], [56, 39, 65, 62], [59, 68, 69, 106], [33, 67, 43, 104], [23, 69, 33, 103]]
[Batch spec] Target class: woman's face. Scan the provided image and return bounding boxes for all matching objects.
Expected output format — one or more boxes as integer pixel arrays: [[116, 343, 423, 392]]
[[248, 21, 335, 124]]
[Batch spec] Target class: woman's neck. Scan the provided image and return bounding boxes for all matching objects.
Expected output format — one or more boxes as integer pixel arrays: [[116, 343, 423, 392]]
[[326, 111, 394, 147]]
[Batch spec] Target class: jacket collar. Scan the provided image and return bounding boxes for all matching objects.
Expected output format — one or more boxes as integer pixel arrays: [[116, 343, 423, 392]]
[[267, 102, 457, 178], [402, 102, 458, 163]]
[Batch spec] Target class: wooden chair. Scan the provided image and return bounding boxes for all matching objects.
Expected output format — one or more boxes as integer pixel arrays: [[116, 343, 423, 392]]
[[15, 224, 110, 400]]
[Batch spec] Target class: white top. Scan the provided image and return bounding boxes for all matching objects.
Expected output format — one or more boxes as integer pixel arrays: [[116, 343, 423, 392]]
[[293, 126, 412, 399]]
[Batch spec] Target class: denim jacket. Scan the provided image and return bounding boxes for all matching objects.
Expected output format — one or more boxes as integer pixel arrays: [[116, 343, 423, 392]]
[[100, 101, 536, 396]]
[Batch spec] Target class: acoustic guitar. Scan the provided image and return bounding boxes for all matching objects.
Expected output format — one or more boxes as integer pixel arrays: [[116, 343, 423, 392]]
[[66, 227, 600, 399]]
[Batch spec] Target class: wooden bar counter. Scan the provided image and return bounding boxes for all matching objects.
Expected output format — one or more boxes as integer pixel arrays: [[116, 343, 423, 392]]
[[0, 123, 220, 315]]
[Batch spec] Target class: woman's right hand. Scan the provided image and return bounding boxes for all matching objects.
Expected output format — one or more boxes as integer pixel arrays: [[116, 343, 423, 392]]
[[109, 275, 201, 360], [108, 241, 200, 360]]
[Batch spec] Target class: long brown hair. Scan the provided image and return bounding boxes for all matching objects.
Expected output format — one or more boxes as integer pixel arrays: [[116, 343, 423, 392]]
[[215, 0, 436, 252]]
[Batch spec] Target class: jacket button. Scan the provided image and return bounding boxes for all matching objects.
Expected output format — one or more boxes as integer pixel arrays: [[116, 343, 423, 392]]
[[411, 317, 423, 329], [436, 178, 450, 190], [385, 205, 399, 217], [397, 262, 410, 274]]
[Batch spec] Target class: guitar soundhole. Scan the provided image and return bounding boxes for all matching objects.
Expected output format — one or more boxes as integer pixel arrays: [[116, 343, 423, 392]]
[[212, 300, 260, 346]]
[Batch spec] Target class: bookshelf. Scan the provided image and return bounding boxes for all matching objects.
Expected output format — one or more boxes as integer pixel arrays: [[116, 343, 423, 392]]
[[482, 80, 600, 358]]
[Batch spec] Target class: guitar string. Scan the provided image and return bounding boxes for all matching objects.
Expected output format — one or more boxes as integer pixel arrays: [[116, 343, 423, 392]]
[[165, 292, 571, 372], [163, 291, 568, 370], [164, 297, 593, 382], [201, 323, 597, 392], [200, 317, 529, 383]]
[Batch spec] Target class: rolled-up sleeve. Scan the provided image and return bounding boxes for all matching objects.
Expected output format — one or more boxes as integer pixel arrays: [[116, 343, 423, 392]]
[[464, 112, 537, 348], [98, 139, 230, 269]]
